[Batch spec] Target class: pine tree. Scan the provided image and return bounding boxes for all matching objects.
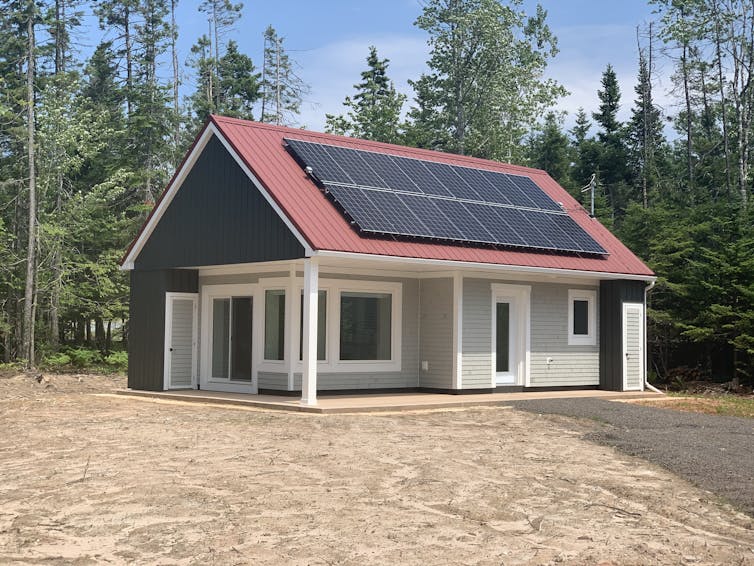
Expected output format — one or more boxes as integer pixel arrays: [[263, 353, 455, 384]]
[[259, 25, 309, 126], [325, 46, 405, 143], [627, 54, 667, 207], [592, 64, 630, 218], [526, 111, 571, 189]]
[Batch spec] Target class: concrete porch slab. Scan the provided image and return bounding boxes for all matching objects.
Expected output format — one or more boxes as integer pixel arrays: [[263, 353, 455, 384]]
[[116, 388, 665, 414]]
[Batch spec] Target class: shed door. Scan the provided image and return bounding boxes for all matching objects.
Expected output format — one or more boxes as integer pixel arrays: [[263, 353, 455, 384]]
[[165, 293, 198, 389], [622, 302, 644, 391]]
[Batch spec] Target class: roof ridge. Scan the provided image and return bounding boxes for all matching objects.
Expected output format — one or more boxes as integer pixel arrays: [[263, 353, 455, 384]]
[[209, 114, 547, 176]]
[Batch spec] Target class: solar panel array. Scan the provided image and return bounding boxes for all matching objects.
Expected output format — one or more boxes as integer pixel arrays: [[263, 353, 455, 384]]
[[284, 138, 607, 256]]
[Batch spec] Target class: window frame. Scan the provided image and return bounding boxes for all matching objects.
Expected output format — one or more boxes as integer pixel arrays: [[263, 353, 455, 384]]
[[199, 283, 257, 392], [262, 288, 287, 362], [290, 278, 402, 373], [567, 289, 597, 346]]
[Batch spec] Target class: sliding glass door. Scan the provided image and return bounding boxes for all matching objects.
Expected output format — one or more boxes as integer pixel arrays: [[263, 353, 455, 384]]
[[210, 296, 253, 381]]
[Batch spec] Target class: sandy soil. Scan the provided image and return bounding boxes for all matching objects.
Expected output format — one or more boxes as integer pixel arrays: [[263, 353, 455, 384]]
[[1, 374, 753, 565]]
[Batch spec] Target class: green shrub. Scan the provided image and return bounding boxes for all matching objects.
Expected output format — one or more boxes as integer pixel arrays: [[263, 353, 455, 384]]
[[104, 351, 128, 372], [43, 352, 72, 368], [67, 348, 101, 368]]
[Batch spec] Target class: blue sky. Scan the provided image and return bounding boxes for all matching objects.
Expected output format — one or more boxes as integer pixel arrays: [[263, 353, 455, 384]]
[[88, 1, 668, 133]]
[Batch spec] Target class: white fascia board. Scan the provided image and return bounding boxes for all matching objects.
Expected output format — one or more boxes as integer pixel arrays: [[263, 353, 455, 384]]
[[310, 250, 657, 283], [121, 122, 313, 271]]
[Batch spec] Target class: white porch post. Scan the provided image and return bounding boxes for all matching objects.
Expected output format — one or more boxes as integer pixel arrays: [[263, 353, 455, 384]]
[[301, 258, 319, 405]]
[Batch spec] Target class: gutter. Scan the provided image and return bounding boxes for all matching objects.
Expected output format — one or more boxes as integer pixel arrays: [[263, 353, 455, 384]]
[[643, 279, 664, 394]]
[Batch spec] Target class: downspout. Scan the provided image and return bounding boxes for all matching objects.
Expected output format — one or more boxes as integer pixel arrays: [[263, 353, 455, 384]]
[[643, 280, 663, 394]]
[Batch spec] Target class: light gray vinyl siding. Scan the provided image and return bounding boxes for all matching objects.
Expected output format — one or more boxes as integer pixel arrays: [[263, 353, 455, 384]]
[[462, 279, 493, 389], [529, 283, 599, 386], [462, 278, 600, 388], [418, 278, 453, 389], [258, 371, 287, 390]]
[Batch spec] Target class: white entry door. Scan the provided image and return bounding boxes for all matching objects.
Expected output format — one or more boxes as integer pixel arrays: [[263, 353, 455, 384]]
[[622, 302, 644, 391], [492, 284, 531, 387], [164, 293, 198, 390]]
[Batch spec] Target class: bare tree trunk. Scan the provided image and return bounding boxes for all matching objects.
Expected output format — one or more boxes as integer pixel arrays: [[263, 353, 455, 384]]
[[171, 0, 180, 149], [712, 0, 732, 195], [207, 19, 213, 111], [681, 39, 694, 192], [275, 39, 282, 125], [22, 4, 37, 370], [124, 3, 133, 116], [637, 27, 649, 209], [50, 0, 66, 350], [260, 33, 267, 121]]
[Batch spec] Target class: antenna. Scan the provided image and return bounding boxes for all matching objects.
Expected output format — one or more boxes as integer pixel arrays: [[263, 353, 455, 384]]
[[580, 173, 596, 217]]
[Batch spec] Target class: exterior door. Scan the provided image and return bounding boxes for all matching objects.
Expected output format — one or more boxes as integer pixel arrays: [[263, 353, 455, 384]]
[[164, 293, 198, 389], [492, 284, 531, 387], [495, 300, 515, 385], [622, 302, 644, 391]]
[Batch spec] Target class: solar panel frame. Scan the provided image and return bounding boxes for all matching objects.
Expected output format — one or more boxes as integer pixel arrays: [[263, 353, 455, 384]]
[[284, 138, 608, 256]]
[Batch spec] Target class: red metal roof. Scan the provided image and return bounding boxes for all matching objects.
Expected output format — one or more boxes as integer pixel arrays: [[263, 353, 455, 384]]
[[208, 115, 653, 277], [123, 116, 653, 277]]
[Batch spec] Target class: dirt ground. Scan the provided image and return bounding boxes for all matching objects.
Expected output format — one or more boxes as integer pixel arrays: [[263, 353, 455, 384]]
[[1, 374, 753, 565]]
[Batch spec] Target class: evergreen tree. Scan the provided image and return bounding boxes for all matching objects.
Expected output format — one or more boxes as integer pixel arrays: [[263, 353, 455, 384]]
[[259, 25, 309, 126], [526, 111, 571, 189], [592, 64, 630, 218], [188, 37, 260, 126], [626, 54, 668, 207], [325, 46, 406, 143]]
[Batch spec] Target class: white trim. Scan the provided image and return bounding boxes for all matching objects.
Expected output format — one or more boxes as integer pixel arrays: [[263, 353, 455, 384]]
[[490, 283, 531, 387], [452, 273, 463, 389], [163, 292, 198, 390], [311, 250, 656, 282], [301, 258, 319, 405], [121, 123, 312, 270], [622, 302, 645, 391], [286, 266, 297, 391], [199, 283, 258, 393], [568, 289, 597, 346]]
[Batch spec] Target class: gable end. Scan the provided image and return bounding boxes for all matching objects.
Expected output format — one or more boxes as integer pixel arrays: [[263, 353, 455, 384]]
[[134, 134, 305, 270]]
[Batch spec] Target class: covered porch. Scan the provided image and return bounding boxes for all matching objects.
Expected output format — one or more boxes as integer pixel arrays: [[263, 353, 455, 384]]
[[139, 253, 653, 405]]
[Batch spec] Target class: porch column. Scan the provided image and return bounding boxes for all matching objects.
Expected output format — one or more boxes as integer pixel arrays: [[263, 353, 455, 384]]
[[301, 258, 319, 405]]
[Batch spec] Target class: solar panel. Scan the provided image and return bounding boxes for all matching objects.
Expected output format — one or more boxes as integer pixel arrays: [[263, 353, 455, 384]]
[[286, 138, 607, 256]]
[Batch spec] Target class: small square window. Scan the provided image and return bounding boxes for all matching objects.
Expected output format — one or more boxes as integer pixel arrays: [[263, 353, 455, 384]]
[[568, 290, 596, 346]]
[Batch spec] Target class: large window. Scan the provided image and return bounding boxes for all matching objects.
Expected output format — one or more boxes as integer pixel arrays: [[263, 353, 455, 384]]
[[568, 289, 596, 346], [264, 290, 285, 360], [299, 291, 327, 361], [339, 292, 392, 360]]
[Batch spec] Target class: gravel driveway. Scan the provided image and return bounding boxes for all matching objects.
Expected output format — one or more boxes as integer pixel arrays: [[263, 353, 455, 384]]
[[508, 398, 754, 516]]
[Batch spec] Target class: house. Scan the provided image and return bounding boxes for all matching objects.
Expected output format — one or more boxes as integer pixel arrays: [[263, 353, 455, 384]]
[[121, 115, 655, 404]]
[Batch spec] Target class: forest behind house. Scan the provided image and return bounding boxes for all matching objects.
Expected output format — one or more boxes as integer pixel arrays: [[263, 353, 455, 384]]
[[1, 0, 752, 387]]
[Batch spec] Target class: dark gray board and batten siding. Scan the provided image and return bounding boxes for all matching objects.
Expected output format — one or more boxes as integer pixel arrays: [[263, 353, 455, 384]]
[[129, 134, 307, 390], [128, 269, 198, 391], [599, 279, 646, 391], [134, 135, 305, 270]]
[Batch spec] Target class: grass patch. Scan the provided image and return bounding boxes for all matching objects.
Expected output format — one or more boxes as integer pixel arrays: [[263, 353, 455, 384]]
[[649, 393, 754, 418]]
